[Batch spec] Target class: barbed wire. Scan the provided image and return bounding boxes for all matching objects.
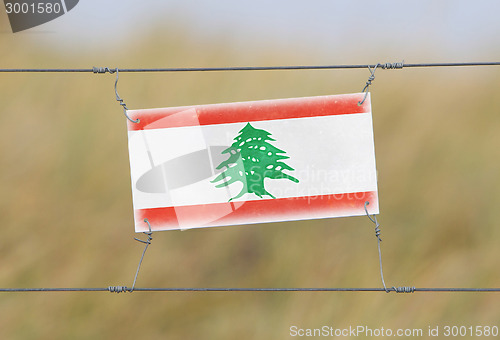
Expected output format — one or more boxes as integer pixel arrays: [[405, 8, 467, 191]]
[[1, 287, 499, 293], [1, 60, 499, 294], [0, 61, 499, 73]]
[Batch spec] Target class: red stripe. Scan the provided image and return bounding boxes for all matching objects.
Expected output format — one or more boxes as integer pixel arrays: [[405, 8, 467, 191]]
[[134, 191, 378, 232], [127, 93, 370, 131]]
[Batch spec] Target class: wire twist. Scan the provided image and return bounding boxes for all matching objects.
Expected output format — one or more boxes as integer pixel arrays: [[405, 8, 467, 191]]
[[391, 286, 415, 293], [108, 286, 129, 293], [358, 64, 378, 105], [92, 67, 115, 74], [358, 61, 404, 105], [364, 202, 416, 294], [379, 61, 404, 69], [93, 66, 139, 123], [113, 68, 139, 123], [105, 220, 154, 294], [129, 219, 154, 292], [364, 201, 390, 293], [364, 201, 382, 241]]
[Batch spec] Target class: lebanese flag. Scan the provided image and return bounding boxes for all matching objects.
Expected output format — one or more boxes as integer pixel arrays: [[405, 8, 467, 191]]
[[127, 93, 378, 232]]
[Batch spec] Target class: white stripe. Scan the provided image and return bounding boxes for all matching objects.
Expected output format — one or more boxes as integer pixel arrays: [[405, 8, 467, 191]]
[[128, 113, 377, 209]]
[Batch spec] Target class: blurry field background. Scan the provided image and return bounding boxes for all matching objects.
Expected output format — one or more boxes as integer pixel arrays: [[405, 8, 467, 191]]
[[1, 1, 500, 339]]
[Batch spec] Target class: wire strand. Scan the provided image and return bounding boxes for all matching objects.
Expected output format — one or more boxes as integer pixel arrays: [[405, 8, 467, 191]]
[[1, 287, 499, 293], [0, 62, 500, 73], [1, 60, 499, 294]]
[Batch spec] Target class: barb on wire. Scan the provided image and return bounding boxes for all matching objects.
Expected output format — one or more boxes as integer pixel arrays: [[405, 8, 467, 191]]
[[92, 67, 114, 74], [379, 61, 404, 70], [108, 286, 128, 294]]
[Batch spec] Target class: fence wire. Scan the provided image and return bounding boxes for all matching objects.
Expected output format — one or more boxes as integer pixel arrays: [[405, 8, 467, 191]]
[[1, 60, 499, 294], [1, 287, 500, 293], [0, 61, 499, 73]]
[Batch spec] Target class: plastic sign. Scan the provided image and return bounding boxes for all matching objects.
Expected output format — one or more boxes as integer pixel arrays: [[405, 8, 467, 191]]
[[126, 93, 379, 232]]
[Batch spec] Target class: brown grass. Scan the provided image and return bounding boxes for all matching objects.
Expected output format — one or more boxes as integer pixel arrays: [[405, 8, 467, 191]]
[[1, 20, 500, 339]]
